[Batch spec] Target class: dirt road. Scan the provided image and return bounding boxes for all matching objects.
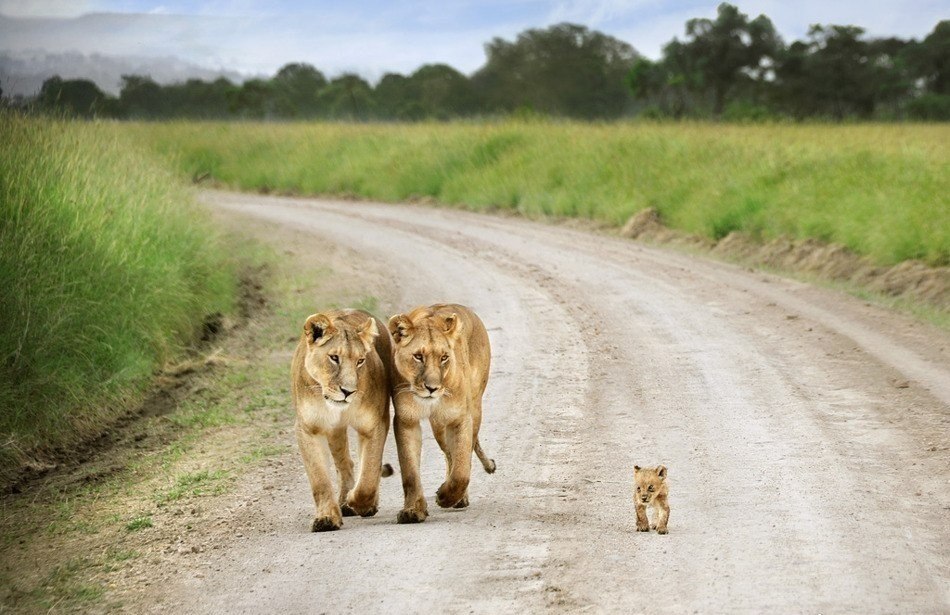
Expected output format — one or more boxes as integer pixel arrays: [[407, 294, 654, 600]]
[[155, 191, 949, 613]]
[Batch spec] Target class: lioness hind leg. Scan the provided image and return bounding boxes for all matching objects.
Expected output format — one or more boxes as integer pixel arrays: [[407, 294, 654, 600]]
[[327, 427, 356, 517], [296, 426, 343, 532]]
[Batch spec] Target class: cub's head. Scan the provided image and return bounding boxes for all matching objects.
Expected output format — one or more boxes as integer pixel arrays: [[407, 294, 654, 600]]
[[388, 310, 460, 401], [634, 465, 667, 504], [301, 312, 378, 409]]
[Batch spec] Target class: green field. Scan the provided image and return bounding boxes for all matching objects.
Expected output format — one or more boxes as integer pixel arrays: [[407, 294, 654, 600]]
[[0, 114, 236, 482], [133, 120, 949, 267], [2, 116, 947, 481]]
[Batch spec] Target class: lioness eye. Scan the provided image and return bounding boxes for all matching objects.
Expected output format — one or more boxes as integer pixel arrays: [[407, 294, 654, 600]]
[[413, 353, 423, 362], [441, 354, 449, 363], [357, 358, 365, 367], [329, 355, 339, 364]]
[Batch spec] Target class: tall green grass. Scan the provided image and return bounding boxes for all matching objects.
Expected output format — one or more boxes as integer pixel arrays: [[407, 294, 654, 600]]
[[134, 120, 949, 266], [0, 114, 235, 481]]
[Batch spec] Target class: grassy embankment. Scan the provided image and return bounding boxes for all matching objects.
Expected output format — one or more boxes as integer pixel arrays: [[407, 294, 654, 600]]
[[0, 114, 236, 483], [134, 121, 949, 267]]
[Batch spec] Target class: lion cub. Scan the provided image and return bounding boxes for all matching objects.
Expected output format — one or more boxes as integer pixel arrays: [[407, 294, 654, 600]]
[[634, 465, 670, 534], [291, 309, 393, 532]]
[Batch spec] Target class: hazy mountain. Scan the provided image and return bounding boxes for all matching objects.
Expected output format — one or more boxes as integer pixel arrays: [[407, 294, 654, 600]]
[[0, 51, 248, 97]]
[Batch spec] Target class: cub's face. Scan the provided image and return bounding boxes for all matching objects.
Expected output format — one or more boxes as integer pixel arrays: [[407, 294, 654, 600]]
[[634, 465, 667, 504], [389, 312, 459, 401], [302, 313, 378, 409]]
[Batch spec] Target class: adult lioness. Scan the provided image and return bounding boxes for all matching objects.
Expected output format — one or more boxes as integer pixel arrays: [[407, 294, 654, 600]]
[[389, 303, 495, 524], [291, 309, 393, 532]]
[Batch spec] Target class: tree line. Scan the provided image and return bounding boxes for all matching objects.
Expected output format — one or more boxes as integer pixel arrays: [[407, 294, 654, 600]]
[[8, 4, 949, 121]]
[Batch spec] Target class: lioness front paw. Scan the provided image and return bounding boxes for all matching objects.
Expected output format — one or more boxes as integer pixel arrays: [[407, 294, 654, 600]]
[[636, 523, 650, 532], [311, 516, 342, 532], [340, 504, 357, 517], [656, 526, 668, 535], [452, 495, 470, 509], [435, 482, 467, 508], [396, 508, 427, 524], [344, 496, 379, 518]]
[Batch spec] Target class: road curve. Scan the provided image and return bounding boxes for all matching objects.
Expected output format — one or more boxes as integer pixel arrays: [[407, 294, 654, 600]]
[[163, 191, 949, 613]]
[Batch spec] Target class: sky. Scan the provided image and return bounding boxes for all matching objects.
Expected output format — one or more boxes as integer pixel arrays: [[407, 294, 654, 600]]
[[0, 0, 946, 80]]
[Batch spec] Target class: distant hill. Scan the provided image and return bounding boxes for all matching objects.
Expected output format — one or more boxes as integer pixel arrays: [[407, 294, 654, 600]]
[[0, 51, 248, 97]]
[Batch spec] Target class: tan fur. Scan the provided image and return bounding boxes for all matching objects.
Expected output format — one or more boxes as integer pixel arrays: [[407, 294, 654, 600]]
[[634, 465, 670, 534], [388, 303, 495, 524], [291, 309, 393, 532]]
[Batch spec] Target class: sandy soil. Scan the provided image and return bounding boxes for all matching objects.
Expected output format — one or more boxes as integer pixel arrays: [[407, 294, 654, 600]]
[[136, 191, 949, 614]]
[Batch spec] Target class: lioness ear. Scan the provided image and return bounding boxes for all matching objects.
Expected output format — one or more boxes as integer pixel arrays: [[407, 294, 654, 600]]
[[443, 313, 459, 337], [303, 313, 335, 346], [388, 314, 414, 345], [656, 465, 667, 479], [358, 317, 379, 346], [634, 465, 641, 473]]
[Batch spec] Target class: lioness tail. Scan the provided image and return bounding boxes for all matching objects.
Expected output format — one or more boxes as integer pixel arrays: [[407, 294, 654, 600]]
[[381, 463, 394, 477], [474, 437, 496, 474]]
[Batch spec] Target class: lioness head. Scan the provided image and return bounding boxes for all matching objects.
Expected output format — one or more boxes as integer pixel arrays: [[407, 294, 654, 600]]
[[388, 310, 460, 401], [301, 312, 378, 409], [634, 465, 667, 504]]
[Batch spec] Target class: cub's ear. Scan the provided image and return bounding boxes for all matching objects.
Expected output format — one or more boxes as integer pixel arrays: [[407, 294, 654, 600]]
[[443, 313, 459, 337], [656, 465, 667, 479], [303, 313, 335, 346], [388, 314, 414, 345], [634, 465, 641, 472], [358, 317, 379, 346]]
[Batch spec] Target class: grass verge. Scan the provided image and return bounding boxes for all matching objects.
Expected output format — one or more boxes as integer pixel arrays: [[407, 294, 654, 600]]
[[0, 113, 236, 484], [132, 120, 949, 267]]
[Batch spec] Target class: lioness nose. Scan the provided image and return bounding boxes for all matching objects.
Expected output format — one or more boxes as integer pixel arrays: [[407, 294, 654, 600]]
[[341, 387, 355, 399], [425, 384, 438, 393]]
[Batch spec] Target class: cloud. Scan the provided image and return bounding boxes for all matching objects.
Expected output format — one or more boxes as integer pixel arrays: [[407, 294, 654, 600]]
[[0, 0, 99, 18]]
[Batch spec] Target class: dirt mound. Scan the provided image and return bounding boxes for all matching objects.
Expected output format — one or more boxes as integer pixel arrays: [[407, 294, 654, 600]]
[[623, 209, 950, 311], [621, 207, 715, 250]]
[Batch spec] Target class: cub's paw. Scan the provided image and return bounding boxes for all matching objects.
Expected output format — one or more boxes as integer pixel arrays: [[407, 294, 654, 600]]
[[311, 516, 342, 532], [636, 524, 650, 532], [650, 524, 657, 530], [656, 527, 669, 535], [396, 508, 428, 524], [340, 504, 357, 517]]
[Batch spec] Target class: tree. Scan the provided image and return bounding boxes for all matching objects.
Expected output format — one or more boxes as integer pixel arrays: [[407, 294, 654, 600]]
[[472, 23, 639, 118], [119, 75, 165, 118], [272, 63, 327, 117], [374, 72, 418, 119], [773, 25, 909, 119], [38, 76, 108, 117], [229, 78, 275, 118], [316, 74, 374, 119], [903, 20, 950, 96], [664, 3, 782, 115]]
